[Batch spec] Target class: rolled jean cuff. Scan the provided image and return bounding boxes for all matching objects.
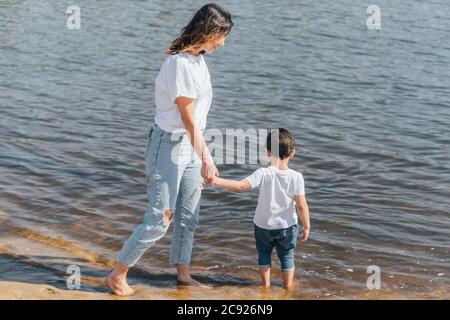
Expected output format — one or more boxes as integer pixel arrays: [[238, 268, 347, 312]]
[[281, 267, 295, 272], [117, 252, 137, 268], [258, 264, 271, 268], [170, 259, 191, 265]]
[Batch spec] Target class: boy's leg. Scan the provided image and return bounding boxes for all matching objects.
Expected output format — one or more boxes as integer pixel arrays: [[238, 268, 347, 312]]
[[281, 269, 295, 290], [277, 248, 295, 289], [254, 224, 274, 288], [275, 225, 298, 289], [260, 267, 271, 288]]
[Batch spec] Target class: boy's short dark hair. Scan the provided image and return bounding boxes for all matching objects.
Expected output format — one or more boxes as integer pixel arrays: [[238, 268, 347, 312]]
[[266, 128, 296, 160]]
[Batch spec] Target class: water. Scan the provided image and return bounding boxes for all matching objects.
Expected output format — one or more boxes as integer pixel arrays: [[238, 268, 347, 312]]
[[1, 0, 449, 299]]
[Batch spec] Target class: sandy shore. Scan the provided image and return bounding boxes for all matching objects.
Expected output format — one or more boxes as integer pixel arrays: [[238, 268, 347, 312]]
[[1, 280, 447, 300], [0, 281, 113, 300], [0, 281, 207, 300], [0, 211, 448, 300]]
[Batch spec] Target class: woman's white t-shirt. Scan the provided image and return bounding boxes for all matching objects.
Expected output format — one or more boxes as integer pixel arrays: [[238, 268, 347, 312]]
[[246, 166, 306, 230], [154, 52, 213, 133]]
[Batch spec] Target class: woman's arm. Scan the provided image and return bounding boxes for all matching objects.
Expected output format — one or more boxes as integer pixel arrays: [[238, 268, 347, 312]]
[[177, 96, 218, 183], [213, 177, 252, 191], [294, 195, 310, 241]]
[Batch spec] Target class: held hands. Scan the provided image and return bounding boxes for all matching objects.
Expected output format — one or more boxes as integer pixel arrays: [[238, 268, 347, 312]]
[[201, 158, 219, 185], [300, 227, 310, 242]]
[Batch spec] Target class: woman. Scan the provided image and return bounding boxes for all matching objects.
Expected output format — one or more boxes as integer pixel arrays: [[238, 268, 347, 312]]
[[105, 3, 233, 295]]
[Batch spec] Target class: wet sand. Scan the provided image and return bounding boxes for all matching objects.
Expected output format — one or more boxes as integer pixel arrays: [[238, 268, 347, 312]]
[[0, 281, 447, 300], [1, 217, 448, 300]]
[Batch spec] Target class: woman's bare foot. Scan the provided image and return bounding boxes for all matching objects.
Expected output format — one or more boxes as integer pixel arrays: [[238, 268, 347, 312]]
[[105, 262, 135, 296], [176, 263, 211, 289], [177, 277, 212, 289]]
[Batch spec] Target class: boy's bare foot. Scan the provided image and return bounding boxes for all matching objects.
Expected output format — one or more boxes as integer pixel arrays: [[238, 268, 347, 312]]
[[282, 270, 294, 291], [260, 267, 271, 289], [283, 283, 294, 291], [105, 272, 135, 296], [177, 277, 212, 289]]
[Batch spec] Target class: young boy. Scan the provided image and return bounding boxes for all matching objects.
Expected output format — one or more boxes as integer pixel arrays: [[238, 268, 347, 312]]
[[212, 128, 310, 289]]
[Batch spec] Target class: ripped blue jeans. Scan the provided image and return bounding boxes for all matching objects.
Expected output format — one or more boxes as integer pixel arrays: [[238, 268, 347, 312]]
[[117, 124, 202, 267]]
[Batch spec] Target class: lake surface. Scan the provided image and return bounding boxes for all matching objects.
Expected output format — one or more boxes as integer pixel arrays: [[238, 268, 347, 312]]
[[1, 0, 449, 299]]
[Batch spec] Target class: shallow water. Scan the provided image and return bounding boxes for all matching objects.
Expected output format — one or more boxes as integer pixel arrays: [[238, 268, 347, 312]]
[[1, 0, 449, 299]]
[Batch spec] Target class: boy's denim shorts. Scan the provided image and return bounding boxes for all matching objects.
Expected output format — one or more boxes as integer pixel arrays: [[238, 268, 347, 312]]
[[254, 224, 299, 272]]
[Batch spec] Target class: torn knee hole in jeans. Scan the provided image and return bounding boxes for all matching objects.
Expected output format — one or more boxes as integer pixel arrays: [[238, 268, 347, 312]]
[[163, 208, 173, 226]]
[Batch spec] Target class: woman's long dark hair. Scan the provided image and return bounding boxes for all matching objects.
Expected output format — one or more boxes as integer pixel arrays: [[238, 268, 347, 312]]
[[166, 3, 233, 55]]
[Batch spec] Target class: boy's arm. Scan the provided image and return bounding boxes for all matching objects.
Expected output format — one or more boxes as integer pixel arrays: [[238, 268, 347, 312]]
[[213, 177, 252, 192], [294, 195, 310, 241]]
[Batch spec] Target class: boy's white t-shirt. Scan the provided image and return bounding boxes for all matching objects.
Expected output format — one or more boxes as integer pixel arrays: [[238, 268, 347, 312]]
[[154, 52, 213, 133], [246, 166, 305, 230]]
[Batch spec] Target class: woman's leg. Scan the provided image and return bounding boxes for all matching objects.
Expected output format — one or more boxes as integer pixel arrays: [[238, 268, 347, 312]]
[[106, 127, 185, 295], [170, 160, 208, 287], [104, 261, 134, 296]]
